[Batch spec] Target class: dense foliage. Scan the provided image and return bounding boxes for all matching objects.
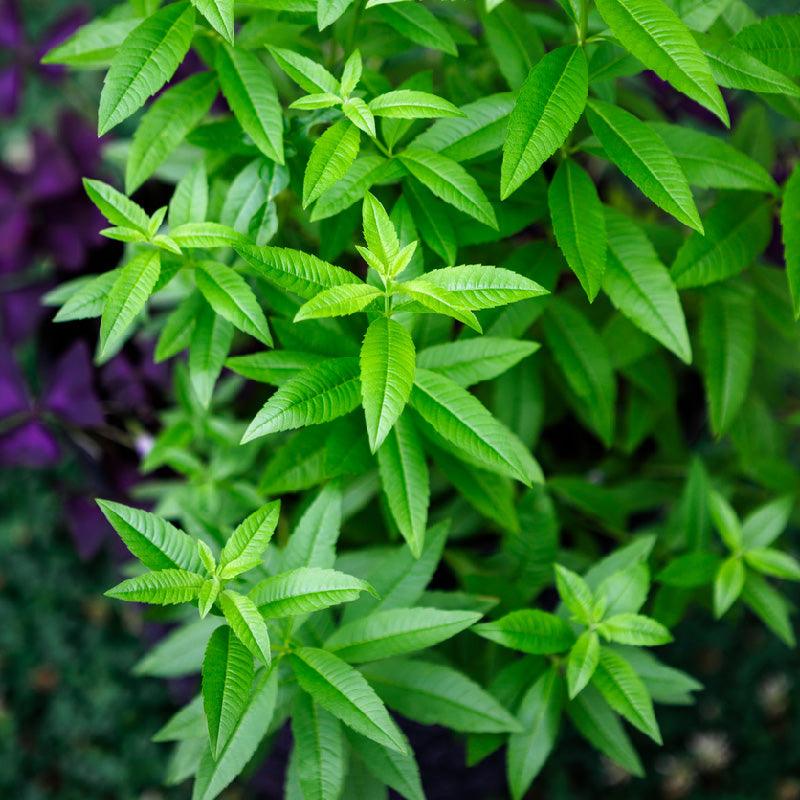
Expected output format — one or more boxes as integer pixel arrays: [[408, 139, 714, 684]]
[[44, 0, 800, 797]]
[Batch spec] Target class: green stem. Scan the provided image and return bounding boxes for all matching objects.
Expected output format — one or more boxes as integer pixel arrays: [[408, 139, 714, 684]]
[[578, 0, 590, 45]]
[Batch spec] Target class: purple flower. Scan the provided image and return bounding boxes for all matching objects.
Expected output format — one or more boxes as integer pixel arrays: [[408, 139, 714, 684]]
[[0, 340, 103, 467]]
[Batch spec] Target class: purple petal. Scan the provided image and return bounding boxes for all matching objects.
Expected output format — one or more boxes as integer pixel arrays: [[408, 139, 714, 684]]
[[0, 0, 23, 49], [0, 343, 30, 418], [0, 64, 23, 117], [28, 129, 79, 201], [1, 282, 47, 345], [43, 340, 104, 427], [65, 494, 108, 560], [0, 204, 30, 274], [59, 111, 102, 175], [0, 418, 60, 467]]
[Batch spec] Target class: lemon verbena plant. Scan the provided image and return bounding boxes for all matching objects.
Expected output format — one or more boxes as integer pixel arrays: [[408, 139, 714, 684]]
[[45, 0, 800, 797]]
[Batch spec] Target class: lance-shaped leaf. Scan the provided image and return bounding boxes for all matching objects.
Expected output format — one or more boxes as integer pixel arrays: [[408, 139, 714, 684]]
[[347, 730, 424, 800], [295, 283, 382, 322], [421, 264, 548, 309], [97, 500, 202, 572], [325, 607, 481, 663], [396, 279, 481, 331], [226, 350, 324, 385], [193, 667, 278, 800], [592, 647, 661, 742], [169, 162, 208, 228], [192, 0, 234, 43], [216, 44, 283, 164], [268, 46, 340, 94], [567, 631, 600, 699], [106, 569, 205, 605], [126, 72, 218, 193], [542, 299, 616, 447], [361, 658, 522, 734], [598, 614, 673, 645], [99, 249, 160, 361], [501, 46, 588, 198], [42, 17, 139, 69], [249, 567, 374, 617], [507, 668, 563, 800], [291, 693, 346, 800], [377, 413, 429, 558], [714, 556, 745, 618], [586, 100, 702, 232], [202, 626, 254, 757], [53, 270, 119, 323], [281, 483, 343, 572], [219, 501, 280, 579], [83, 178, 150, 232], [555, 564, 595, 624], [373, 1, 457, 55], [398, 148, 497, 228], [744, 549, 800, 581], [170, 222, 247, 249], [473, 609, 574, 654], [742, 572, 795, 647], [219, 591, 271, 665], [782, 164, 800, 318], [731, 15, 800, 77], [360, 317, 416, 452], [548, 158, 606, 301], [409, 368, 542, 486], [98, 2, 196, 135], [369, 90, 462, 119], [743, 496, 793, 550], [242, 357, 361, 442], [362, 192, 399, 268], [417, 337, 539, 387], [595, 0, 728, 125], [290, 647, 406, 752], [604, 208, 691, 363], [671, 195, 771, 288], [196, 261, 272, 345], [236, 245, 360, 300], [189, 301, 234, 408], [700, 283, 755, 436], [304, 120, 361, 206]]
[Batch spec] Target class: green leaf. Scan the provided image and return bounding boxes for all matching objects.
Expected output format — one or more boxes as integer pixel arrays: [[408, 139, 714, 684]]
[[598, 614, 673, 645], [598, 565, 650, 616], [542, 299, 616, 446], [567, 631, 600, 699], [744, 548, 800, 581], [170, 222, 248, 249], [226, 350, 324, 384], [783, 163, 800, 318], [548, 158, 607, 301], [417, 337, 538, 387], [697, 32, 800, 96], [346, 730, 424, 800], [195, 261, 272, 345], [373, 2, 456, 55], [732, 15, 800, 77], [216, 45, 284, 163], [369, 90, 462, 119], [192, 668, 278, 800], [250, 567, 374, 617], [291, 693, 346, 800], [594, 0, 728, 125], [304, 120, 361, 206], [377, 413, 429, 558], [53, 270, 119, 322], [325, 607, 481, 663], [318, 0, 355, 30], [189, 301, 234, 408], [657, 552, 721, 588], [567, 687, 644, 777], [742, 496, 793, 550], [106, 569, 205, 604], [42, 17, 139, 69], [295, 285, 382, 323], [741, 572, 796, 647], [586, 99, 702, 232], [281, 483, 343, 572], [671, 195, 771, 288], [126, 73, 217, 193], [714, 556, 745, 618], [604, 207, 692, 363], [219, 502, 280, 579], [709, 490, 744, 551], [242, 357, 361, 442], [199, 577, 222, 619], [396, 279, 481, 331], [473, 609, 574, 654], [398, 148, 497, 228], [192, 0, 234, 43], [481, 1, 544, 90], [361, 658, 522, 734], [507, 668, 563, 800], [236, 245, 360, 300], [649, 120, 779, 194], [592, 647, 661, 742], [97, 500, 202, 572], [501, 46, 588, 199], [219, 591, 271, 665], [290, 647, 406, 752], [700, 283, 755, 435], [98, 2, 195, 135], [341, 48, 362, 96], [268, 47, 340, 94], [362, 192, 399, 268], [155, 292, 204, 362], [202, 626, 254, 757], [83, 178, 150, 233], [554, 564, 595, 624], [420, 264, 548, 310], [410, 368, 542, 485], [360, 317, 416, 452]]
